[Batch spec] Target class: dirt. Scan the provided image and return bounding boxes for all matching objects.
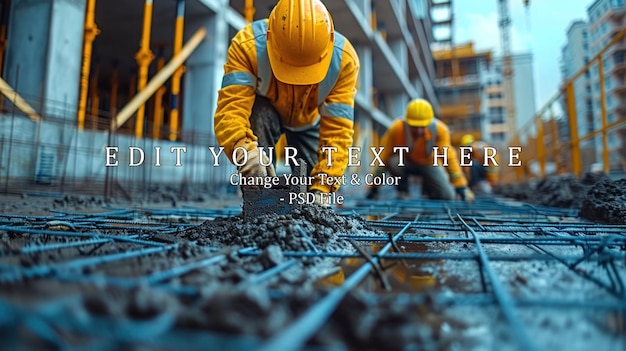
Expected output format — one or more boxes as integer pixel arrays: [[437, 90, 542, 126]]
[[495, 172, 626, 224], [182, 206, 371, 253], [579, 178, 626, 224], [495, 172, 623, 210]]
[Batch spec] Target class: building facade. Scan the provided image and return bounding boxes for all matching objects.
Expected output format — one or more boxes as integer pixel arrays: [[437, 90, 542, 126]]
[[487, 54, 537, 144], [0, 0, 440, 196], [433, 42, 536, 146], [432, 42, 491, 144], [586, 0, 626, 169], [560, 20, 597, 167]]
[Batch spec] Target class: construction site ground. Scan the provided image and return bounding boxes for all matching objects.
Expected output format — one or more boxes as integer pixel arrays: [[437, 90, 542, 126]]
[[0, 174, 625, 351]]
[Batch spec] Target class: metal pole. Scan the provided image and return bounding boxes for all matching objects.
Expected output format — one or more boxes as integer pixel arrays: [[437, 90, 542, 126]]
[[77, 0, 100, 130], [169, 0, 185, 141], [88, 61, 100, 129], [598, 57, 609, 174], [536, 116, 545, 177], [110, 60, 119, 120], [549, 107, 559, 170], [0, 77, 41, 121], [152, 45, 166, 139], [244, 0, 255, 23], [565, 82, 581, 177], [114, 27, 206, 131], [134, 0, 155, 139]]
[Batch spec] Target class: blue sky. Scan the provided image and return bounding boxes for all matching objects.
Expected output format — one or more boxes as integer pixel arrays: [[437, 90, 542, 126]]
[[443, 0, 592, 108]]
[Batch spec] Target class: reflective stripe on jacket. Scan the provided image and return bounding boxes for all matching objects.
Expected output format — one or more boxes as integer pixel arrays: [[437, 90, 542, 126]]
[[214, 19, 360, 193], [379, 118, 468, 188]]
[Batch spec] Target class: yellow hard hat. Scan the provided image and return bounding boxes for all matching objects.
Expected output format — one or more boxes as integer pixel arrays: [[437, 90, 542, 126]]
[[460, 134, 475, 146], [267, 0, 335, 85], [405, 98, 434, 127]]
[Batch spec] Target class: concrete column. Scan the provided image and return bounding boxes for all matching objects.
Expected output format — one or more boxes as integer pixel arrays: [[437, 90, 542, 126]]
[[385, 93, 409, 119], [182, 1, 230, 141], [389, 39, 408, 76], [5, 0, 86, 119], [355, 45, 373, 106], [353, 0, 371, 27]]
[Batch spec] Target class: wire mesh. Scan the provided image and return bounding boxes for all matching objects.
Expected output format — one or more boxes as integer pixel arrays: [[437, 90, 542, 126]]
[[0, 197, 624, 350]]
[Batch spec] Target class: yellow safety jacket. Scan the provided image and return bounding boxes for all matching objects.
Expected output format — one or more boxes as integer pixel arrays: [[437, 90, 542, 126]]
[[379, 118, 468, 188], [214, 19, 360, 193]]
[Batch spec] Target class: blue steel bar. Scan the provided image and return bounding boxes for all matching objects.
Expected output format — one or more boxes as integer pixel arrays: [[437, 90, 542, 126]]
[[19, 237, 121, 254], [145, 247, 255, 285], [339, 235, 626, 245], [238, 259, 299, 289], [456, 214, 538, 351], [240, 250, 626, 262], [0, 245, 176, 282], [256, 222, 412, 351], [0, 225, 165, 246]]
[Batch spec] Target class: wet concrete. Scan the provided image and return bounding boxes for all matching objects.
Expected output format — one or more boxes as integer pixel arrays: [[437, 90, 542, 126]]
[[181, 206, 376, 254]]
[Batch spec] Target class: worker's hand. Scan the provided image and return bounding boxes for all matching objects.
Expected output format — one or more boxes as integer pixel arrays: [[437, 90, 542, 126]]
[[311, 190, 331, 207], [456, 187, 475, 202], [234, 140, 276, 177]]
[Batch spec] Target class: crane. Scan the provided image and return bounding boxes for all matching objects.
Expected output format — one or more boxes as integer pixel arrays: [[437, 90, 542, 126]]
[[498, 0, 530, 142]]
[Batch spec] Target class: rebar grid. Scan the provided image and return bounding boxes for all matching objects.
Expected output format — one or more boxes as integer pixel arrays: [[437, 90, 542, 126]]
[[0, 197, 624, 351]]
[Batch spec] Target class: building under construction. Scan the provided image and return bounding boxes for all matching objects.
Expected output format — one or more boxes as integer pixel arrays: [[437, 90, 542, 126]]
[[0, 0, 439, 198], [0, 0, 625, 350]]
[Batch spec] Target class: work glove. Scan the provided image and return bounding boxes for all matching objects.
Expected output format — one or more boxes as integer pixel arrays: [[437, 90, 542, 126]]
[[456, 187, 475, 202], [234, 140, 276, 177], [311, 190, 331, 207]]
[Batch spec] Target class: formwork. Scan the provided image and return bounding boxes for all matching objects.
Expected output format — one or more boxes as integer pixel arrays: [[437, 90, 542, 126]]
[[0, 196, 624, 350]]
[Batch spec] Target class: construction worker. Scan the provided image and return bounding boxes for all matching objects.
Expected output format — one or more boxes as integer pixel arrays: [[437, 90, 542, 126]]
[[459, 134, 499, 194], [213, 0, 360, 206], [366, 99, 474, 202]]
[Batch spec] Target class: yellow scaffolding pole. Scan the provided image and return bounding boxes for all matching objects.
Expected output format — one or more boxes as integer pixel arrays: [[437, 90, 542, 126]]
[[169, 0, 185, 141], [549, 108, 559, 170], [565, 82, 581, 176], [152, 45, 167, 139], [134, 0, 155, 139], [598, 57, 609, 174], [536, 116, 545, 177], [77, 0, 100, 130], [89, 61, 100, 129], [114, 27, 206, 131], [244, 0, 255, 23], [0, 77, 41, 121]]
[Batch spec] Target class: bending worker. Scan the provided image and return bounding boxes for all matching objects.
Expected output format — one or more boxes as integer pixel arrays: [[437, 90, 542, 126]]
[[366, 99, 474, 202], [459, 134, 499, 194], [213, 0, 360, 206]]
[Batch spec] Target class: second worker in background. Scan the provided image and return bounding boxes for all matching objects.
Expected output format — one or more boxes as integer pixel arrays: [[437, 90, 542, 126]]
[[367, 99, 474, 202], [213, 0, 360, 206], [460, 134, 499, 194]]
